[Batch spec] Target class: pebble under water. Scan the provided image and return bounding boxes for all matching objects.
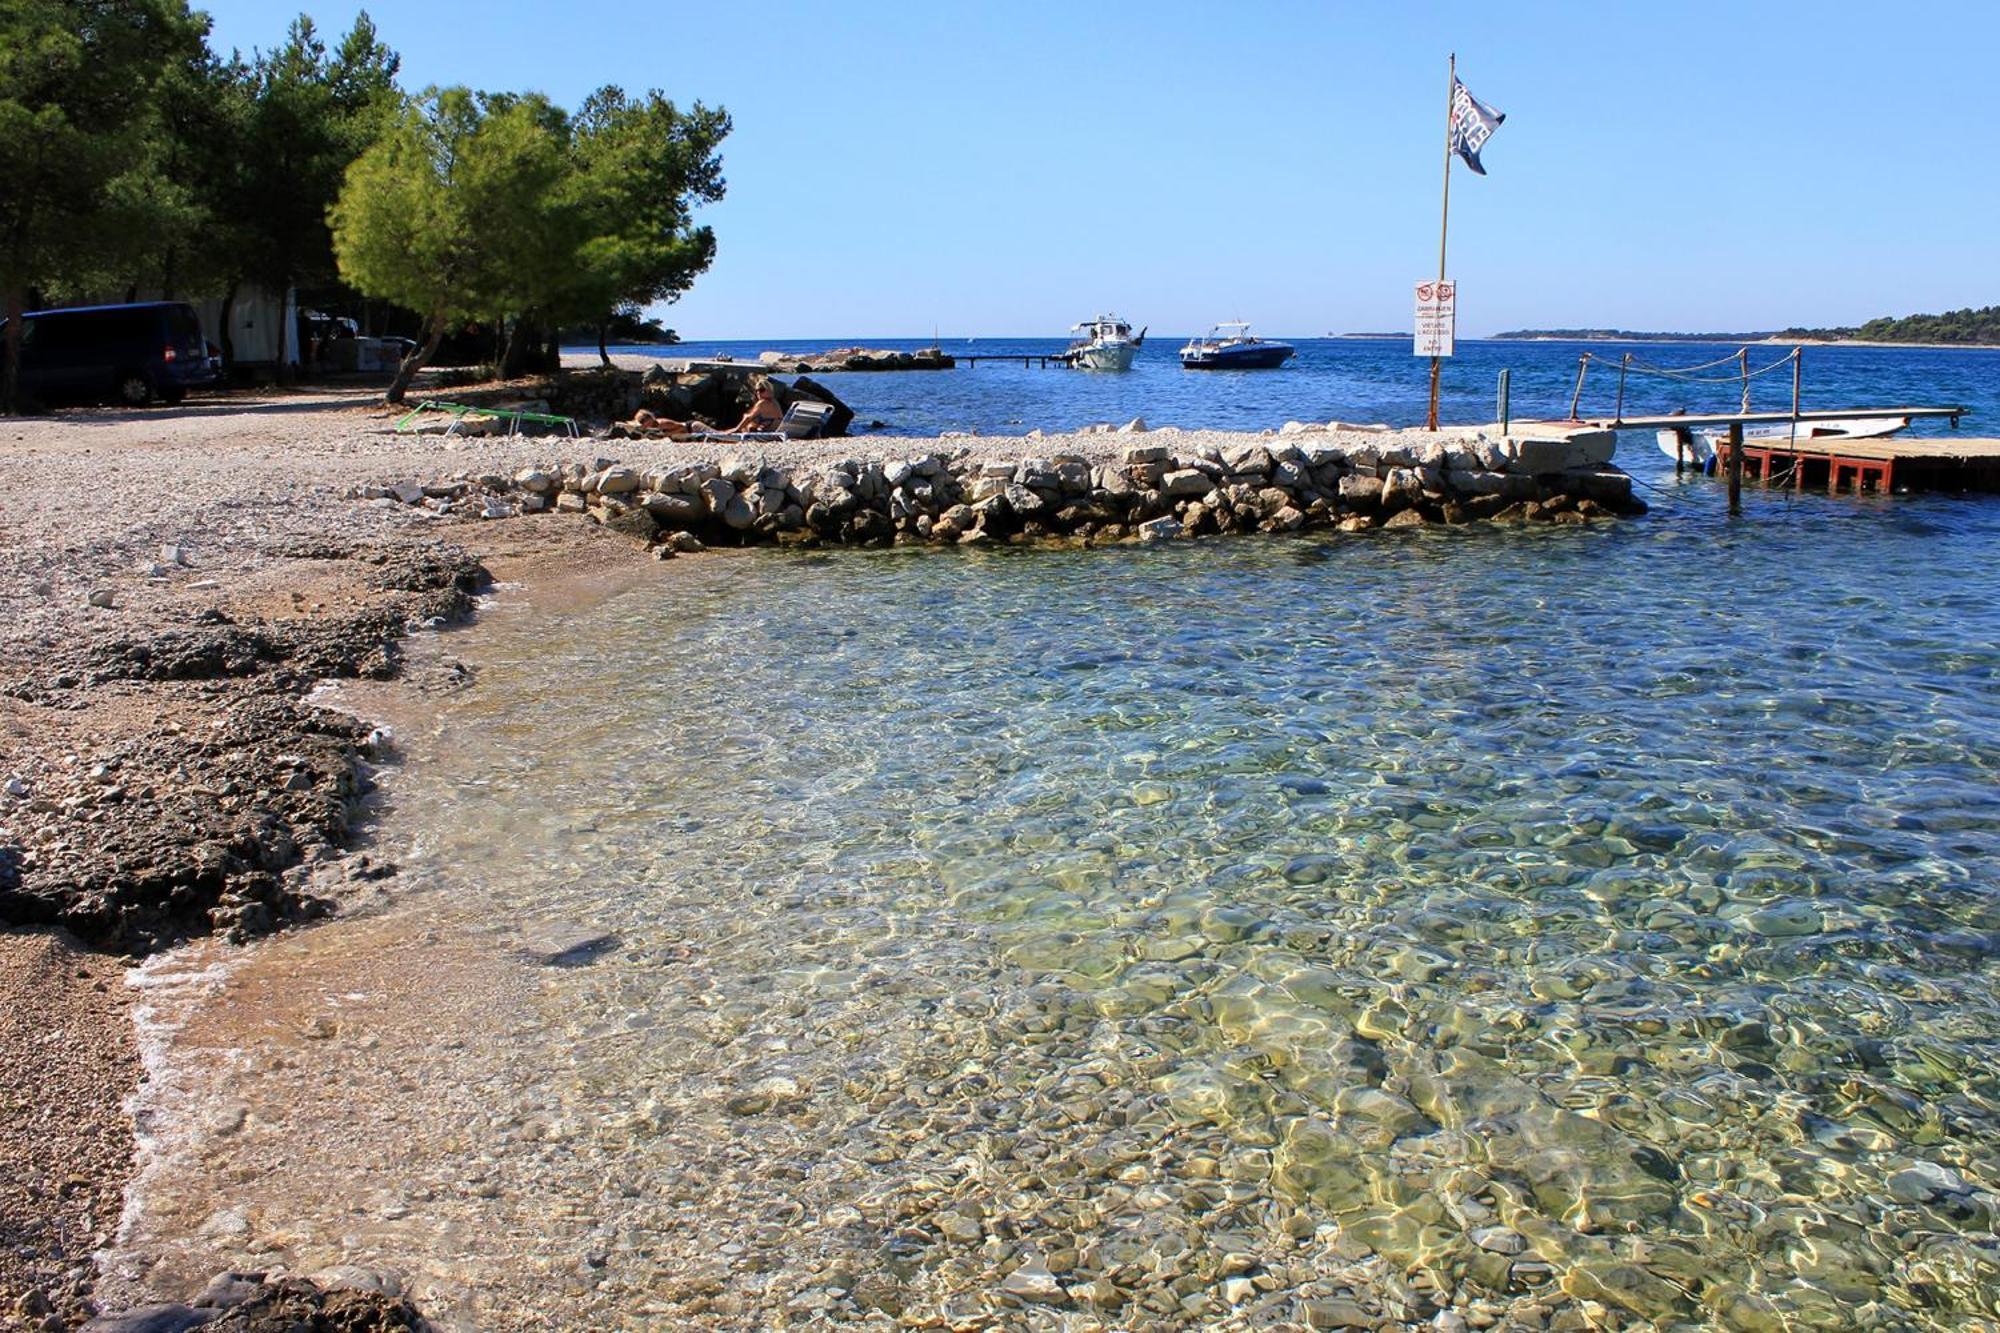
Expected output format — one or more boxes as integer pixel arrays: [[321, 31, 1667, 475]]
[[114, 478, 2000, 1330]]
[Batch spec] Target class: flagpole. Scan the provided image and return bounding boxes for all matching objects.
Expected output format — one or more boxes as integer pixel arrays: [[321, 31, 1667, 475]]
[[1428, 53, 1454, 432]]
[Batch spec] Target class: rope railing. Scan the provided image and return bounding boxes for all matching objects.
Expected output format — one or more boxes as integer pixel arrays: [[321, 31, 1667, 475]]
[[1567, 346, 1805, 422]]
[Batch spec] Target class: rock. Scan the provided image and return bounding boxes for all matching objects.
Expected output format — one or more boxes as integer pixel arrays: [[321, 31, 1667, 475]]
[[1469, 1226, 1527, 1254], [1338, 475, 1384, 506], [1123, 445, 1171, 464], [641, 493, 703, 527], [1888, 1161, 1967, 1203], [999, 1262, 1066, 1304], [1744, 901, 1822, 937], [1161, 469, 1215, 498], [478, 498, 513, 520], [596, 465, 641, 495], [664, 532, 706, 553], [1118, 416, 1148, 433], [513, 467, 555, 492], [554, 492, 587, 514], [1303, 1297, 1375, 1328], [935, 1211, 983, 1243], [1382, 508, 1428, 529], [81, 1304, 208, 1332], [1136, 516, 1182, 543], [389, 481, 424, 504], [159, 544, 187, 565]]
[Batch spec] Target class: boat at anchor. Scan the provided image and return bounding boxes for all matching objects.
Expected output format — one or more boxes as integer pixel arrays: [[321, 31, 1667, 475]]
[[1179, 322, 1295, 370], [1066, 315, 1145, 372]]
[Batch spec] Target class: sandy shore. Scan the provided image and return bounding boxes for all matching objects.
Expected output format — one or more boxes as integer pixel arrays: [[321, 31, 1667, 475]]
[[0, 386, 660, 1327]]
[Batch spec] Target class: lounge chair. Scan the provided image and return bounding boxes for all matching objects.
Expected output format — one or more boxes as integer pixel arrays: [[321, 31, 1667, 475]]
[[694, 399, 836, 443]]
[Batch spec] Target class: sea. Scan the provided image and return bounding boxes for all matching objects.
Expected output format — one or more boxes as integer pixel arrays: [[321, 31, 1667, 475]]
[[604, 334, 1997, 444], [109, 338, 2000, 1330]]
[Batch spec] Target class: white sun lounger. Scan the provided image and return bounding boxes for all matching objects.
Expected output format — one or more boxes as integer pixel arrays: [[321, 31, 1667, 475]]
[[694, 399, 836, 443]]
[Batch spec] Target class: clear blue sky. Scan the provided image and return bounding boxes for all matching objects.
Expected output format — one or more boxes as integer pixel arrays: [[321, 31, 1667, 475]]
[[197, 0, 1998, 339]]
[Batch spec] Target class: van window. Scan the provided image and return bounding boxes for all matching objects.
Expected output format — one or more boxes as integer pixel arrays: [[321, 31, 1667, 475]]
[[166, 306, 201, 339], [28, 316, 85, 349]]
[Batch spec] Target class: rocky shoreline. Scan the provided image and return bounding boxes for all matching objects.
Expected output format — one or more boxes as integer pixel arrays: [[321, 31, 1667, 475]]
[[355, 424, 1642, 552], [0, 391, 1640, 1330]]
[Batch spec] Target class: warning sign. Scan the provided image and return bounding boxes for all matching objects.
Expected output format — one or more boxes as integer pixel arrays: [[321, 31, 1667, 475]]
[[1414, 280, 1456, 357]]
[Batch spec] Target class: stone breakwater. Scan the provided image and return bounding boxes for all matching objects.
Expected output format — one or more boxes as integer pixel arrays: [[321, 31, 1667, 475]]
[[355, 426, 1642, 550]]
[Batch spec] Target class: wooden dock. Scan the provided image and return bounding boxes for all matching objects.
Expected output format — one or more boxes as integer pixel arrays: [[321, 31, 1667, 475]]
[[1706, 433, 2000, 496]]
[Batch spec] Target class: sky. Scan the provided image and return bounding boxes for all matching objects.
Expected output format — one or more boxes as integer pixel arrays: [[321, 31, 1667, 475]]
[[195, 1, 2000, 339]]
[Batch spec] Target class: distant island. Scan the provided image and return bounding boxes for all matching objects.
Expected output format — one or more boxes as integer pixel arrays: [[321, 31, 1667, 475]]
[[1493, 305, 2000, 347]]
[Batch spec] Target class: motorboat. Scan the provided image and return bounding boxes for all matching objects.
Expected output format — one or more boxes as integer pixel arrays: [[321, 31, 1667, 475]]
[[1655, 416, 1909, 470], [1180, 322, 1296, 369], [1067, 315, 1145, 372]]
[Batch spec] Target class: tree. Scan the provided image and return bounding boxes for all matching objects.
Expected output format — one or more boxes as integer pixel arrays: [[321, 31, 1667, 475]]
[[238, 12, 400, 375], [0, 0, 207, 412], [566, 88, 728, 367], [331, 87, 569, 402]]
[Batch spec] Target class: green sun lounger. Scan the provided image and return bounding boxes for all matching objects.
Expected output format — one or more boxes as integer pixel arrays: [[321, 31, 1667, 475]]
[[394, 400, 579, 438]]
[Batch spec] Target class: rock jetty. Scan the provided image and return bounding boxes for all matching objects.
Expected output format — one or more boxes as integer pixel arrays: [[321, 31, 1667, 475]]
[[355, 425, 1642, 550]]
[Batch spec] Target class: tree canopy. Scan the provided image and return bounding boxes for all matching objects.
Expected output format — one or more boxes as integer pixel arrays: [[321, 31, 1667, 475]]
[[0, 0, 208, 408], [333, 83, 729, 398], [1, 2, 727, 411]]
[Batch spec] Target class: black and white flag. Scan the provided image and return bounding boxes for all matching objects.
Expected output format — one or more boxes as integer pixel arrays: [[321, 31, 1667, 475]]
[[1449, 77, 1505, 175]]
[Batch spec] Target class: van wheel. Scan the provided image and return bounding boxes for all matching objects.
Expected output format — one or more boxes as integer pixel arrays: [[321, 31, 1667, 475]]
[[114, 371, 153, 406]]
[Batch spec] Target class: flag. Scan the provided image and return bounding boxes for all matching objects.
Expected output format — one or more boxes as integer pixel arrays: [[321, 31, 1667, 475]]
[[1449, 76, 1505, 175]]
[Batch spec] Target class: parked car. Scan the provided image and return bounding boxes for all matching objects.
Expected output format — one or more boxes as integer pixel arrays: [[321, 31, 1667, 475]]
[[1, 301, 220, 406]]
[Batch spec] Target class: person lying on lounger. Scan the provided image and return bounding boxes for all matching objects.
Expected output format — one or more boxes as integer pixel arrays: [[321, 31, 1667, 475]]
[[631, 407, 694, 436]]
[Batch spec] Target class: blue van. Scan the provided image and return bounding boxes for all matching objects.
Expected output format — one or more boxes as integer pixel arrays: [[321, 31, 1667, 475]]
[[4, 301, 219, 406]]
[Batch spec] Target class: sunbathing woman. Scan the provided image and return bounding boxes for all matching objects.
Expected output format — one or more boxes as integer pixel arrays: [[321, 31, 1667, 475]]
[[631, 407, 694, 437], [729, 378, 784, 433]]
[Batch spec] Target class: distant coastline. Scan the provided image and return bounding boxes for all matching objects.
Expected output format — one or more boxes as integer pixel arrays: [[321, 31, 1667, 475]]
[[1490, 330, 2000, 350], [1494, 305, 2000, 348]]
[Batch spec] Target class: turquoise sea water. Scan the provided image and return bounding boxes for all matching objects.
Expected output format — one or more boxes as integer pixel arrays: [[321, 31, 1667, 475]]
[[116, 349, 2000, 1329]]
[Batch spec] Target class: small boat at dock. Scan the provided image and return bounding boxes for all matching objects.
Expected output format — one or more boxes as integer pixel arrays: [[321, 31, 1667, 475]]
[[1180, 322, 1295, 369], [1066, 315, 1145, 372], [1655, 416, 1909, 469]]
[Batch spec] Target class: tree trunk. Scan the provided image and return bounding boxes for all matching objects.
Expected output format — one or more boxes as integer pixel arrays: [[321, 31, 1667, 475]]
[[597, 321, 611, 369], [217, 280, 239, 374], [500, 316, 532, 380], [386, 312, 446, 405], [2, 285, 23, 416]]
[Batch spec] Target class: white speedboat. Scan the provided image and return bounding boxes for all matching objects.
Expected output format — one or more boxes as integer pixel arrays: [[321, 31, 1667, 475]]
[[1067, 315, 1144, 372], [1655, 416, 1910, 469]]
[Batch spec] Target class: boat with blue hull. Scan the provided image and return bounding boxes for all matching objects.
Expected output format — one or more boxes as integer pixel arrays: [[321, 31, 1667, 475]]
[[1180, 322, 1295, 369]]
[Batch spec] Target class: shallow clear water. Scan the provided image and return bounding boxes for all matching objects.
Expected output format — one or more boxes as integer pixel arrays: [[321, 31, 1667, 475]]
[[115, 477, 2000, 1330]]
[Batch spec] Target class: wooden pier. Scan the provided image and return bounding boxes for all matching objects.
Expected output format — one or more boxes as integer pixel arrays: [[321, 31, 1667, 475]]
[[1704, 432, 2000, 496], [956, 352, 1071, 368]]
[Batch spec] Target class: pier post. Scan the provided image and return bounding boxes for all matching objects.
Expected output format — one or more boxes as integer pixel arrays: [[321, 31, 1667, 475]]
[[1727, 421, 1744, 515], [1569, 356, 1588, 421], [1791, 348, 1803, 444], [1497, 369, 1510, 434], [1616, 354, 1629, 423]]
